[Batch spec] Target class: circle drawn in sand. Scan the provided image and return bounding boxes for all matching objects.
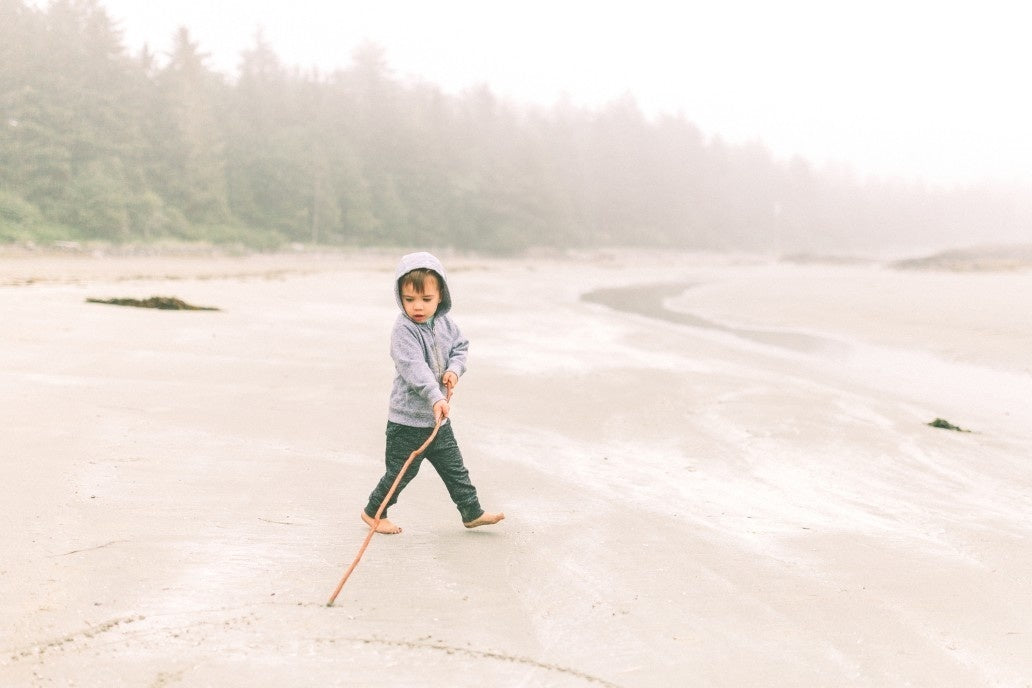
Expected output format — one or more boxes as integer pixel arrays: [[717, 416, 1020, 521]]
[[326, 635, 625, 687]]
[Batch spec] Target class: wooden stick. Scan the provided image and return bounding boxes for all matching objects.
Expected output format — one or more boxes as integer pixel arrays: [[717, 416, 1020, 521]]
[[326, 413, 445, 607]]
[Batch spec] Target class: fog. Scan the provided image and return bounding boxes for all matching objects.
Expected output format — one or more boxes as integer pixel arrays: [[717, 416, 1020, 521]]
[[99, 0, 1032, 189], [4, 0, 1031, 255]]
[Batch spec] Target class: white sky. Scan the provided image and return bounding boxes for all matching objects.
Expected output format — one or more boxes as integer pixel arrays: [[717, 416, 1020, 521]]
[[97, 0, 1032, 188]]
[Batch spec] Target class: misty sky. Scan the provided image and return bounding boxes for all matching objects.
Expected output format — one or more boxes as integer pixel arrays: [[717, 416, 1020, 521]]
[[97, 0, 1031, 189]]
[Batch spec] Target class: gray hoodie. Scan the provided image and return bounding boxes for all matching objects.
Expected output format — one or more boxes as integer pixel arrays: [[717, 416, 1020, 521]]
[[387, 252, 469, 427]]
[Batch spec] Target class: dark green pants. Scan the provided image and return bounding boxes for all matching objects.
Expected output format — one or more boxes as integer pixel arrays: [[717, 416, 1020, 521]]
[[364, 421, 483, 523]]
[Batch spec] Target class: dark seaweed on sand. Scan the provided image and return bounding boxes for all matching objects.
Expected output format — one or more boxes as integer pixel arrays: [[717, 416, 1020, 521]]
[[927, 418, 970, 432], [86, 296, 219, 311]]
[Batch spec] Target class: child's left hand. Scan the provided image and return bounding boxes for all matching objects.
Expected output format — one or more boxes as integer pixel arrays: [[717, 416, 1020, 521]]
[[442, 371, 458, 393]]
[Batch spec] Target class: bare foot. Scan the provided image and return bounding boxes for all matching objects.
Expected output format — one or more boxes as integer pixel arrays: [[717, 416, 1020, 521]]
[[362, 512, 402, 534], [463, 512, 505, 529]]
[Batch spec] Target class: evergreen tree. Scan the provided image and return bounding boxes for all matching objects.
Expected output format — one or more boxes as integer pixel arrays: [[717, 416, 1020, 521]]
[[0, 0, 43, 196], [38, 0, 144, 239], [152, 27, 230, 228]]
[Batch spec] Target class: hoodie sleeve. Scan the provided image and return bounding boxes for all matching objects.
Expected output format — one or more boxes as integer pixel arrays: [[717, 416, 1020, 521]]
[[445, 321, 469, 378], [391, 320, 447, 406]]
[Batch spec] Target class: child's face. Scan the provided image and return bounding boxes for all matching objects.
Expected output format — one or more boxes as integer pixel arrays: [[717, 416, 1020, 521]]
[[400, 277, 442, 323]]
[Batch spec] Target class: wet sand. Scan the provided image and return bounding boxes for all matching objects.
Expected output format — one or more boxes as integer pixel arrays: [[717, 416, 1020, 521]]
[[583, 282, 849, 355], [2, 249, 1031, 687]]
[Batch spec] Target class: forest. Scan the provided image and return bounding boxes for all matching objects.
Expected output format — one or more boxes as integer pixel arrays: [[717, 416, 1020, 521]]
[[2, 0, 1029, 254]]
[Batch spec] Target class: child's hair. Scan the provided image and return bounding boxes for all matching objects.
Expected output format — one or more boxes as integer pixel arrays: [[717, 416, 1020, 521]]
[[399, 268, 441, 294]]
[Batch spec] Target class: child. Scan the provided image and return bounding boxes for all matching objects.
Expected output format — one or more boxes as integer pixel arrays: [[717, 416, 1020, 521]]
[[361, 252, 504, 534]]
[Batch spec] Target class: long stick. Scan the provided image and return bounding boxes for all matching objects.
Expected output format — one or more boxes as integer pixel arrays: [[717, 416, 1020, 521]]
[[326, 413, 445, 607]]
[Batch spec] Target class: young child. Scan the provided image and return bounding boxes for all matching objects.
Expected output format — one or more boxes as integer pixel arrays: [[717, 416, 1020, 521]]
[[361, 252, 504, 534]]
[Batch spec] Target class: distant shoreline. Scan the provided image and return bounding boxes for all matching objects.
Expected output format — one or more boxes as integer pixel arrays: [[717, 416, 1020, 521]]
[[888, 243, 1032, 271]]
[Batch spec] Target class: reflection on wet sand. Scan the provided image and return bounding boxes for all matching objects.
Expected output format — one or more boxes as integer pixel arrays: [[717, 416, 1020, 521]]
[[582, 282, 849, 356]]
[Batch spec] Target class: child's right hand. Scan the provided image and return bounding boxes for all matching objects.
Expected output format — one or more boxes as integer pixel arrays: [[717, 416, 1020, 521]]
[[433, 399, 450, 423]]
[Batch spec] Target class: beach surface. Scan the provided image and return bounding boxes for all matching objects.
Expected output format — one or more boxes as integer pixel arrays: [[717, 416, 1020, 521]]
[[2, 248, 1031, 687]]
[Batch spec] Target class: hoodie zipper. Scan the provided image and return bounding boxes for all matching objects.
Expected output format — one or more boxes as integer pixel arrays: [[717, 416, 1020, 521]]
[[425, 320, 445, 380]]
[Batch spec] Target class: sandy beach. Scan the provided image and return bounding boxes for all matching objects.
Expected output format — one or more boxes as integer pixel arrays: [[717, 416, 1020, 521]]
[[2, 248, 1031, 687]]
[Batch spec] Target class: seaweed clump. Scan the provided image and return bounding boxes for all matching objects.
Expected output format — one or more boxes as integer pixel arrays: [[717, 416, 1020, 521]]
[[86, 296, 219, 311], [927, 418, 970, 432]]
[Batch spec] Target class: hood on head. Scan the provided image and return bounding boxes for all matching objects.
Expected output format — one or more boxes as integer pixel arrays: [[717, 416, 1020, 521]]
[[394, 251, 452, 316]]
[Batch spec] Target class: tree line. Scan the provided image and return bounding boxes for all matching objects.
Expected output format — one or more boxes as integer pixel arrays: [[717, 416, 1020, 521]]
[[2, 0, 1028, 254]]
